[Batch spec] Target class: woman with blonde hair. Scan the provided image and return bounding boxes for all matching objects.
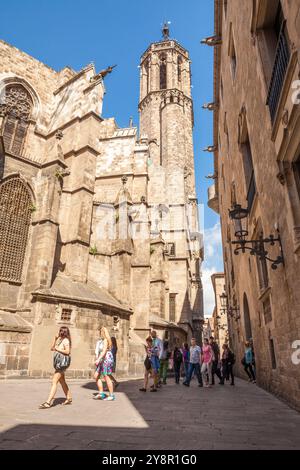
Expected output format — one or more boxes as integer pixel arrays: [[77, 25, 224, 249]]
[[39, 326, 72, 409], [93, 326, 115, 401]]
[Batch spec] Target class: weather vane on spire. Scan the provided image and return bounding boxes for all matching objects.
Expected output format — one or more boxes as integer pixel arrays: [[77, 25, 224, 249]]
[[162, 21, 171, 40]]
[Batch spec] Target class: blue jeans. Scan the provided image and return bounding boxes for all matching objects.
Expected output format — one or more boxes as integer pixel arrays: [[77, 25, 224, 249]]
[[185, 363, 203, 385], [184, 361, 189, 379]]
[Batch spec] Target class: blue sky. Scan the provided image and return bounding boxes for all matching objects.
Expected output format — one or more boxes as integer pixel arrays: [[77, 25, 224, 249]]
[[1, 0, 223, 314]]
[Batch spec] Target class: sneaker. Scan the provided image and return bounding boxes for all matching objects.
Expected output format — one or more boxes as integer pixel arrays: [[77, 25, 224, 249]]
[[139, 388, 147, 392], [150, 388, 157, 392], [104, 395, 115, 401], [93, 392, 106, 400]]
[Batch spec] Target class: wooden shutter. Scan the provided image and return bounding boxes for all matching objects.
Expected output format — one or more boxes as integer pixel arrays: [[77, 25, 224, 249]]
[[11, 120, 28, 155], [2, 115, 17, 152]]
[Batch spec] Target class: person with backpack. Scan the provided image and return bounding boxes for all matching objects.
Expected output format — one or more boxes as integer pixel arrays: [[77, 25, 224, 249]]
[[220, 343, 235, 385], [159, 341, 171, 385], [181, 342, 190, 379], [242, 341, 256, 383], [173, 346, 183, 384]]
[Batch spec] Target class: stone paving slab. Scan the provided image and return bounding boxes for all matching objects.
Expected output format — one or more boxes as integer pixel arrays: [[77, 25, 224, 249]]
[[0, 377, 300, 450]]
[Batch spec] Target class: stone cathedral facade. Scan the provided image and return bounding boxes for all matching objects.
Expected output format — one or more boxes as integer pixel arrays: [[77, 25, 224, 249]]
[[0, 31, 203, 378]]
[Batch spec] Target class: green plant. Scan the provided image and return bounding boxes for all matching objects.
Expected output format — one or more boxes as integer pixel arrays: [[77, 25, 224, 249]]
[[150, 246, 155, 255], [115, 213, 119, 223], [89, 245, 98, 256], [55, 169, 64, 180], [29, 203, 37, 213]]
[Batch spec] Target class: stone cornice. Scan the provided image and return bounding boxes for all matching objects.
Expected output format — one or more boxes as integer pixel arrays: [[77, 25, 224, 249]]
[[138, 89, 192, 111], [32, 292, 133, 317], [62, 185, 94, 196], [141, 39, 189, 62], [34, 111, 104, 139]]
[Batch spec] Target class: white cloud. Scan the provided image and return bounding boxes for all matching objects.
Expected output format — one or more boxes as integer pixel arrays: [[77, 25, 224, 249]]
[[202, 222, 224, 316], [202, 265, 218, 316]]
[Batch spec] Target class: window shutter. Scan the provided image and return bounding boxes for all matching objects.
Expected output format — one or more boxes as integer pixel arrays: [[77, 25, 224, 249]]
[[2, 115, 17, 152], [11, 120, 28, 155]]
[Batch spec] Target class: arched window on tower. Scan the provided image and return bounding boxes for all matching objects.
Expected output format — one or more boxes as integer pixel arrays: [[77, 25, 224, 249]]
[[177, 56, 183, 84], [144, 59, 150, 95], [0, 85, 33, 156], [0, 177, 32, 282], [159, 54, 167, 90]]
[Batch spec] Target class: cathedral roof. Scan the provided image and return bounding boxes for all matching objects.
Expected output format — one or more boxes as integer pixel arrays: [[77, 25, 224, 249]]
[[33, 275, 132, 315]]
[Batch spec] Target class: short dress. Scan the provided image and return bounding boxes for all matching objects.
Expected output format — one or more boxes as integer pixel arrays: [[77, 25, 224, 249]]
[[96, 349, 114, 376]]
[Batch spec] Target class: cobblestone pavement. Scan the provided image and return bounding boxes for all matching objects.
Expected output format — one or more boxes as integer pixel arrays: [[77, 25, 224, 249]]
[[0, 377, 300, 450]]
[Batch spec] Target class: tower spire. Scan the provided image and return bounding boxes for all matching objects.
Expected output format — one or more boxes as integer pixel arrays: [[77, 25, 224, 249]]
[[162, 21, 170, 40]]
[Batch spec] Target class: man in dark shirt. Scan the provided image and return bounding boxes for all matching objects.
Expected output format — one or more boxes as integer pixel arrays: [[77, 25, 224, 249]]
[[209, 336, 222, 385]]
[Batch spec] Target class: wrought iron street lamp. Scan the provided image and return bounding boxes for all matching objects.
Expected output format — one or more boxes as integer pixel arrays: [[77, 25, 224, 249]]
[[229, 203, 284, 270], [219, 291, 228, 316], [228, 306, 241, 321]]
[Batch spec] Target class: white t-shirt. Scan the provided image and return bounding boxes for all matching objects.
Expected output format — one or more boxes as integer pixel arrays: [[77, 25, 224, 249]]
[[95, 339, 104, 358], [190, 345, 202, 364]]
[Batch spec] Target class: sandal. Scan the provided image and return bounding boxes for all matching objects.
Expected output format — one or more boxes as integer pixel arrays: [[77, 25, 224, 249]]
[[62, 398, 72, 405], [39, 401, 52, 409]]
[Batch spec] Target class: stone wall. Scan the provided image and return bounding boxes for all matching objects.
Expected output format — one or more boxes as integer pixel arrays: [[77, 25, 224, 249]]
[[213, 0, 300, 410]]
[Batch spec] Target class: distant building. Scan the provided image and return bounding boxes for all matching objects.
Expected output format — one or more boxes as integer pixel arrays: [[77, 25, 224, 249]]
[[203, 317, 214, 340], [211, 273, 228, 348]]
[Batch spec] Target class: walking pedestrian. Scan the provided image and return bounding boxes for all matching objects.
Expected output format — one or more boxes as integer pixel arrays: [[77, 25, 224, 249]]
[[39, 326, 72, 409], [94, 326, 115, 401], [150, 330, 163, 388], [209, 336, 222, 385], [220, 343, 235, 385], [110, 336, 119, 389], [173, 346, 183, 384], [201, 338, 214, 387], [183, 338, 203, 387], [159, 341, 170, 385], [242, 341, 256, 383], [94, 331, 105, 399], [149, 336, 160, 392], [181, 342, 190, 380], [139, 336, 154, 392]]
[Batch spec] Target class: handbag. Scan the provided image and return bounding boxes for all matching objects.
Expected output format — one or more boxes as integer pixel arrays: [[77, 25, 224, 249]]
[[53, 351, 71, 371]]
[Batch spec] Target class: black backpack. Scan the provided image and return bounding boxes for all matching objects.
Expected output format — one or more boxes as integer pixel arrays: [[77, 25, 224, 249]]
[[174, 349, 182, 362]]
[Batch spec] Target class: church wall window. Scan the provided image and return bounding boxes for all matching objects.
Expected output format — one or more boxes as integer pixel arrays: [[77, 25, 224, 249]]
[[0, 85, 33, 156], [0, 177, 32, 282], [177, 56, 182, 84], [159, 54, 167, 90]]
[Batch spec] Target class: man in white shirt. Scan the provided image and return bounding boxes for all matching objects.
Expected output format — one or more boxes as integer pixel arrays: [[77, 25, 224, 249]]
[[183, 338, 203, 387], [150, 330, 163, 387]]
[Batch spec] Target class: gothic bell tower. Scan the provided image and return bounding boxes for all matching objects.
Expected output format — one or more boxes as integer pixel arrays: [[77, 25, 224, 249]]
[[138, 25, 203, 340], [138, 23, 196, 198]]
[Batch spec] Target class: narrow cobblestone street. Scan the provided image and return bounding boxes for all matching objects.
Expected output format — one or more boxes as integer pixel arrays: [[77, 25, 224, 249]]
[[0, 377, 300, 450]]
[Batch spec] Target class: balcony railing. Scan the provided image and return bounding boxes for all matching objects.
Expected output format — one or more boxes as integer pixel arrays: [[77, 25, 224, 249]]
[[247, 172, 256, 213], [266, 23, 290, 123]]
